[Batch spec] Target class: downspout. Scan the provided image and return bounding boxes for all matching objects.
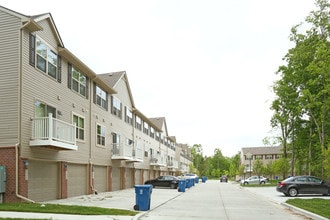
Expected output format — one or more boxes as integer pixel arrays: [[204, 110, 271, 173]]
[[89, 77, 97, 194], [15, 144, 35, 203], [17, 25, 35, 203]]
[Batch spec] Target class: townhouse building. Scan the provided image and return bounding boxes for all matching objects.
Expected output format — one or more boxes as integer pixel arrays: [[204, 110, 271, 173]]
[[240, 146, 282, 176], [0, 6, 192, 203]]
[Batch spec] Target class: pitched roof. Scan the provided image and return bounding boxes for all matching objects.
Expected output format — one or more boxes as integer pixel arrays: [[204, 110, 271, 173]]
[[97, 71, 135, 107], [241, 146, 282, 155], [97, 71, 125, 88]]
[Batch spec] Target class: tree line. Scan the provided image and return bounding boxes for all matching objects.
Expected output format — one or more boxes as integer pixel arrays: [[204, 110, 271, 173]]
[[189, 0, 330, 181]]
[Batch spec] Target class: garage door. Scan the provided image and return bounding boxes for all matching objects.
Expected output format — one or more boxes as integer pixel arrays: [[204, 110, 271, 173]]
[[67, 164, 87, 197], [143, 169, 149, 183], [94, 166, 107, 193], [28, 160, 59, 202], [112, 167, 121, 191], [125, 168, 134, 188], [135, 169, 142, 185]]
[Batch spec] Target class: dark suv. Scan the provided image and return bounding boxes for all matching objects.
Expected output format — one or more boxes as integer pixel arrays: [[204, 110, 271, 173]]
[[220, 176, 228, 182]]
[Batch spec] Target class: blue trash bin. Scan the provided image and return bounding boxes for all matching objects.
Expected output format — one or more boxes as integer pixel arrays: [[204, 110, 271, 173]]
[[191, 178, 195, 186], [202, 176, 207, 183], [134, 185, 152, 211], [195, 177, 199, 183], [178, 179, 186, 192], [185, 179, 190, 188]]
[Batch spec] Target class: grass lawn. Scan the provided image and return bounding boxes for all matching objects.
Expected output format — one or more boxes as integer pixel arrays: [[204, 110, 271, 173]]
[[286, 198, 330, 219], [0, 202, 137, 218]]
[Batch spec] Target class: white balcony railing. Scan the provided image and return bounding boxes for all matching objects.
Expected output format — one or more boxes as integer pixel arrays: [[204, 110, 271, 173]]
[[29, 113, 77, 150], [112, 143, 143, 162], [150, 154, 166, 167]]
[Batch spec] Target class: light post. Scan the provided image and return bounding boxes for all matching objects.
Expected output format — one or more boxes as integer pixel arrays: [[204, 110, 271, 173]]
[[246, 152, 252, 177]]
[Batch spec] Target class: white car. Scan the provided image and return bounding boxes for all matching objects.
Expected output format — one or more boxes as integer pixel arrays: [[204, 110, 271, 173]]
[[182, 173, 198, 179], [240, 176, 268, 185]]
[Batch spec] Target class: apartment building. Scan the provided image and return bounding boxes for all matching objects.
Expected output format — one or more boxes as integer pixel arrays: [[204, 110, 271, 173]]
[[0, 6, 192, 203], [241, 146, 282, 175]]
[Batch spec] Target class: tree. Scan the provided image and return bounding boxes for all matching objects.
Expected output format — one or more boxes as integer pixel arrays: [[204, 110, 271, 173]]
[[271, 0, 330, 178]]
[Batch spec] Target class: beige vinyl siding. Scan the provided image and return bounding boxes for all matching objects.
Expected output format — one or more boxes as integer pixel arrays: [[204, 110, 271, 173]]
[[89, 102, 112, 165], [19, 21, 91, 163], [0, 10, 20, 146], [109, 79, 134, 142]]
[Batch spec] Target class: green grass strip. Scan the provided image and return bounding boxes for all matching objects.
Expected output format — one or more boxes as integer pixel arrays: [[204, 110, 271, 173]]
[[0, 203, 137, 216], [286, 198, 330, 219]]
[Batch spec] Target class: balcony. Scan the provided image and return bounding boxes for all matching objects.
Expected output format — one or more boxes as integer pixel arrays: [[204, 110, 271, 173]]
[[150, 155, 166, 167], [167, 160, 179, 169], [29, 114, 78, 150], [112, 143, 143, 162]]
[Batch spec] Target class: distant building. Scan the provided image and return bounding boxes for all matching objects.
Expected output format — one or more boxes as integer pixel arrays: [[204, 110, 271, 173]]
[[240, 146, 282, 175]]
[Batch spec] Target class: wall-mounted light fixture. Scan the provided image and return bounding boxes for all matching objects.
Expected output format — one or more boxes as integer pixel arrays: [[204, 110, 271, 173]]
[[23, 160, 29, 168], [64, 163, 68, 170]]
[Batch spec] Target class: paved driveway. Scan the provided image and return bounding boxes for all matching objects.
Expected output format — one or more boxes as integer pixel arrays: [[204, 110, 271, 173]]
[[139, 180, 312, 220], [242, 183, 330, 204]]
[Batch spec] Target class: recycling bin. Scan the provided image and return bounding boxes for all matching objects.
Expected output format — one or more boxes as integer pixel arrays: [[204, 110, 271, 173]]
[[202, 176, 207, 183], [134, 184, 152, 211], [191, 178, 195, 186], [178, 179, 186, 192], [185, 178, 190, 188], [195, 177, 199, 183]]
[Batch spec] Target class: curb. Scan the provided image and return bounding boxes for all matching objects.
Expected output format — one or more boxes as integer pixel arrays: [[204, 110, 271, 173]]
[[281, 203, 328, 220]]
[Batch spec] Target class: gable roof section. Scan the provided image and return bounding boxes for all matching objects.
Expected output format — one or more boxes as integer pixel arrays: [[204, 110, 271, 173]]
[[0, 5, 64, 46], [149, 117, 169, 136], [241, 146, 282, 155], [32, 13, 64, 47], [97, 71, 135, 107]]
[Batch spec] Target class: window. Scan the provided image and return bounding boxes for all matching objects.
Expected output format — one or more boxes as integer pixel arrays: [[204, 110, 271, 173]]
[[150, 127, 154, 138], [135, 115, 142, 130], [125, 107, 133, 125], [255, 155, 263, 159], [29, 34, 61, 82], [73, 114, 84, 140], [34, 101, 56, 117], [111, 96, 122, 117], [71, 66, 87, 97], [265, 155, 273, 159], [97, 124, 106, 146], [94, 84, 108, 110], [112, 132, 120, 155], [143, 122, 149, 134]]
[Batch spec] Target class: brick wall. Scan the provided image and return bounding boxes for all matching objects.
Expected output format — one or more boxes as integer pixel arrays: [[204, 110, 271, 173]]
[[0, 146, 27, 203]]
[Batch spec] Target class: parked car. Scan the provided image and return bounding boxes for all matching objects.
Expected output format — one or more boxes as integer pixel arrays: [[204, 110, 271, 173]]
[[144, 175, 179, 189], [276, 175, 330, 197], [182, 173, 198, 179], [220, 175, 228, 182], [240, 176, 268, 185]]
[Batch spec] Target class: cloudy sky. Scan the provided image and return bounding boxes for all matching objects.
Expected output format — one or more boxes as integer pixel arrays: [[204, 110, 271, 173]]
[[2, 0, 317, 156]]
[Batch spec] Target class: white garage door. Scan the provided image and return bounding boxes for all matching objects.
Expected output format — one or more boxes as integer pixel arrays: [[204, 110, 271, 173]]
[[28, 160, 59, 202], [67, 164, 87, 197]]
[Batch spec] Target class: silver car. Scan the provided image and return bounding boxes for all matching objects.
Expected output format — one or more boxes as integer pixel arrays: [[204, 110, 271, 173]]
[[241, 176, 268, 185]]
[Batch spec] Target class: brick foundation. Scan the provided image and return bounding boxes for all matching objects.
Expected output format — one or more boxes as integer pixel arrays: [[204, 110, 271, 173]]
[[0, 146, 27, 203]]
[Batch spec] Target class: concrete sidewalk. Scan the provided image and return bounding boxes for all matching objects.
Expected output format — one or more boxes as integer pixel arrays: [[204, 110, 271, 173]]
[[0, 184, 184, 220]]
